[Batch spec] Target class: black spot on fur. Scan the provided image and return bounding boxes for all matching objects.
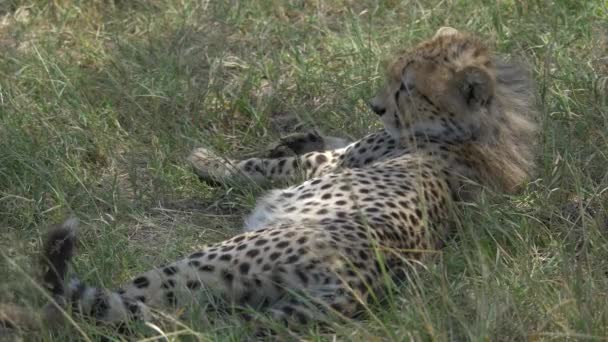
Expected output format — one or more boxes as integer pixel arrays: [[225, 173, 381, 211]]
[[339, 185, 351, 191], [221, 245, 235, 252], [409, 214, 419, 226], [222, 270, 234, 284], [285, 255, 299, 264], [295, 269, 309, 284], [199, 265, 215, 272], [255, 239, 268, 246], [239, 263, 251, 275], [297, 193, 314, 200], [315, 154, 328, 164], [91, 289, 109, 318], [163, 266, 178, 276], [126, 301, 141, 316], [70, 281, 87, 311], [282, 192, 295, 198], [186, 280, 201, 290], [161, 279, 176, 289], [246, 249, 260, 258], [189, 251, 205, 259], [166, 291, 177, 306], [133, 276, 150, 289]]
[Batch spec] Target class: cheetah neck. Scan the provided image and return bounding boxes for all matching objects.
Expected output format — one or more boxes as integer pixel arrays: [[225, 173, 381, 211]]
[[390, 118, 480, 148]]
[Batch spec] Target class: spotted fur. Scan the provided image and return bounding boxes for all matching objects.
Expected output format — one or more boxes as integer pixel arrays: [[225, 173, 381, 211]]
[[39, 28, 537, 332]]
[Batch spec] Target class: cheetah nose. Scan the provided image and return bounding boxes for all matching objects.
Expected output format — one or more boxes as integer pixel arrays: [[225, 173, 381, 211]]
[[368, 102, 386, 116]]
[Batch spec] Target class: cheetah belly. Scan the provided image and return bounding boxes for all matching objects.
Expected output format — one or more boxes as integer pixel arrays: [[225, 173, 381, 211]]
[[243, 171, 387, 232], [243, 162, 438, 233], [244, 189, 291, 231], [243, 172, 347, 231]]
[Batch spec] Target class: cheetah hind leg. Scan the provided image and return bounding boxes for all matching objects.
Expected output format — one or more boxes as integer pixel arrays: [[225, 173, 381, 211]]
[[261, 282, 364, 334]]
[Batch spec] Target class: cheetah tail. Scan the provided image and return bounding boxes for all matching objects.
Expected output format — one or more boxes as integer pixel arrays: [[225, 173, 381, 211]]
[[40, 219, 149, 326], [41, 217, 78, 298], [0, 219, 79, 332]]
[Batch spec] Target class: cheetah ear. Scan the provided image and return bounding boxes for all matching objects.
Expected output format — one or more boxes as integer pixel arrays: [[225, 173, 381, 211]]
[[449, 66, 495, 110], [434, 27, 459, 38]]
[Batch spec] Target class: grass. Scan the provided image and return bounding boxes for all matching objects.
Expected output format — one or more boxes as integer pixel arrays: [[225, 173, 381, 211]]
[[1, 0, 607, 340]]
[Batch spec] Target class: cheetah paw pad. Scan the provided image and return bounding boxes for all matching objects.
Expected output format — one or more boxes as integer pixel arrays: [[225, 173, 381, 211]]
[[188, 147, 233, 182]]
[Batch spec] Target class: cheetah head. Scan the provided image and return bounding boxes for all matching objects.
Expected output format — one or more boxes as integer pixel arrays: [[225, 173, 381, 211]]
[[371, 27, 539, 192], [370, 27, 496, 144]]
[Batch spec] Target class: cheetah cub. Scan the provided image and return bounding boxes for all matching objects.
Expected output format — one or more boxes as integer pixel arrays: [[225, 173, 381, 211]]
[[40, 27, 537, 331]]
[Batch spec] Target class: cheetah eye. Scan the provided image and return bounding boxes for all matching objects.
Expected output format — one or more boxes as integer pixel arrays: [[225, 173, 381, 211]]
[[369, 102, 386, 116], [400, 67, 416, 96], [399, 81, 415, 94]]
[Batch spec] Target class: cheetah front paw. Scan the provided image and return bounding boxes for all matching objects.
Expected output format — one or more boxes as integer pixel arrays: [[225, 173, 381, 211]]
[[187, 147, 234, 184], [265, 130, 350, 158]]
